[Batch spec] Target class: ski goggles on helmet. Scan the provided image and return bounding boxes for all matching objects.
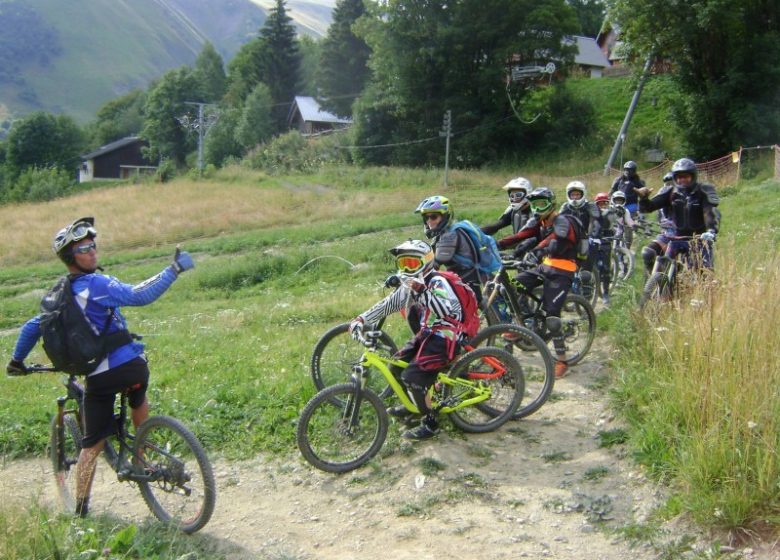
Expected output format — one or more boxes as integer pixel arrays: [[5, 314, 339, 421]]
[[70, 221, 97, 242], [396, 253, 433, 274], [528, 198, 553, 214]]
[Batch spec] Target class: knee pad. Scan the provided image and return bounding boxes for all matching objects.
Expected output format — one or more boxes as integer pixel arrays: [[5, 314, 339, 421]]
[[545, 316, 562, 334], [642, 246, 657, 269]]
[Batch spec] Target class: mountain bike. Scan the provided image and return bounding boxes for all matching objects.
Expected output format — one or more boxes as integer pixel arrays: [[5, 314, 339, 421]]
[[33, 365, 216, 533], [603, 234, 634, 284], [297, 331, 525, 473], [570, 266, 599, 307], [639, 235, 709, 310], [482, 256, 596, 366], [311, 317, 553, 420]]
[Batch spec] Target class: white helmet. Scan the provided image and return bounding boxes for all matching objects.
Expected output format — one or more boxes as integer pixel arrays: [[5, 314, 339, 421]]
[[566, 181, 588, 208], [502, 176, 532, 193], [389, 239, 435, 280], [611, 191, 626, 206]]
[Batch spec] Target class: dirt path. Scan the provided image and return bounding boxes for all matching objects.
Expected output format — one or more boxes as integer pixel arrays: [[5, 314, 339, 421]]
[[0, 340, 772, 559]]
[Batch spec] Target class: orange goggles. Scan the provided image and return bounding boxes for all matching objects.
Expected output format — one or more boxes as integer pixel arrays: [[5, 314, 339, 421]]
[[396, 254, 431, 273]]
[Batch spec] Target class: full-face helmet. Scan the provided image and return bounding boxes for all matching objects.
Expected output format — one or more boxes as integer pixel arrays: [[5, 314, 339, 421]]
[[527, 187, 556, 219], [389, 239, 435, 281], [611, 191, 626, 207], [415, 195, 453, 239], [53, 217, 97, 265], [623, 161, 638, 176], [502, 177, 532, 209], [565, 181, 588, 209], [671, 158, 698, 186]]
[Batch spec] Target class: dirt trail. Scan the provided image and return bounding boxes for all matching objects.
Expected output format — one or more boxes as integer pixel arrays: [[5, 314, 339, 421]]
[[1, 341, 774, 559]]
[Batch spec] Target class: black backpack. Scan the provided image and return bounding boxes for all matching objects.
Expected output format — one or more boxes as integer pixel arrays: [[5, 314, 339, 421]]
[[40, 275, 133, 375], [564, 214, 590, 262]]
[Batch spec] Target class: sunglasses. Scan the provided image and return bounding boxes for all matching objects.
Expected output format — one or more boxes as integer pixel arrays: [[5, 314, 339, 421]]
[[73, 241, 97, 255], [423, 213, 443, 222], [397, 255, 423, 273]]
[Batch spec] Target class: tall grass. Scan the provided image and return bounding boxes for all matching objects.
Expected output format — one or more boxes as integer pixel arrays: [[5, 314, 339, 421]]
[[613, 223, 780, 527]]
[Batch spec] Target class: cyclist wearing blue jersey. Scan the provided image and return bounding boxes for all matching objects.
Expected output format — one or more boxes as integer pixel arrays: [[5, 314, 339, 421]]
[[6, 217, 194, 517]]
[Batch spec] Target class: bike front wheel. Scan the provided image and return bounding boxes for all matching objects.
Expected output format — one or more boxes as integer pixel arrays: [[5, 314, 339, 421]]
[[639, 271, 673, 310], [311, 323, 397, 403], [558, 294, 596, 365], [134, 416, 216, 534], [467, 324, 555, 419], [612, 246, 635, 283], [444, 347, 524, 433], [297, 383, 389, 473], [50, 414, 82, 512]]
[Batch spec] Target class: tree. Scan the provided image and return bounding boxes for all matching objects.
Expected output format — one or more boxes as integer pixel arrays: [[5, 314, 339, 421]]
[[4, 111, 84, 178], [608, 0, 780, 158], [193, 42, 227, 103], [235, 83, 274, 149], [88, 89, 146, 146], [204, 107, 243, 167], [353, 0, 579, 166], [258, 0, 302, 132], [298, 35, 321, 97], [567, 0, 605, 37], [141, 67, 199, 166], [317, 0, 371, 117]]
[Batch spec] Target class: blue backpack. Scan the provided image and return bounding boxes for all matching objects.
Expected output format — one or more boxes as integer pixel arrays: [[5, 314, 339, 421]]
[[450, 219, 502, 276]]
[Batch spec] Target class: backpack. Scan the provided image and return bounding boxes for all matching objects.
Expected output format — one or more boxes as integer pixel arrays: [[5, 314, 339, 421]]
[[434, 270, 480, 339], [564, 214, 589, 263], [40, 275, 133, 375], [450, 219, 502, 276]]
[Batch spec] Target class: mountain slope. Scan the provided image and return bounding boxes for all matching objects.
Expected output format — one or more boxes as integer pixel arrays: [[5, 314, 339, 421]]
[[0, 0, 332, 123]]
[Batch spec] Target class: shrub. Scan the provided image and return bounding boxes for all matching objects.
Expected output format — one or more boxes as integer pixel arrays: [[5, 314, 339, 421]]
[[243, 130, 350, 174], [2, 166, 74, 202]]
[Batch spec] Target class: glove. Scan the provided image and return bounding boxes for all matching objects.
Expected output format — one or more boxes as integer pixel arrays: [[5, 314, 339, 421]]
[[348, 318, 364, 341], [6, 359, 28, 376], [384, 274, 401, 289], [522, 251, 539, 266], [589, 237, 602, 246], [171, 246, 195, 275], [700, 230, 716, 242]]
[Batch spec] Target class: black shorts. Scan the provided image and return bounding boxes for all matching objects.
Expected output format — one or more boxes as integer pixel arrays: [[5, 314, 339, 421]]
[[81, 357, 150, 447]]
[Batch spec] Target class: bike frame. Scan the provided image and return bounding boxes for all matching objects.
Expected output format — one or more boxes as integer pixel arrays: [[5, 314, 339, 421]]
[[354, 333, 502, 416]]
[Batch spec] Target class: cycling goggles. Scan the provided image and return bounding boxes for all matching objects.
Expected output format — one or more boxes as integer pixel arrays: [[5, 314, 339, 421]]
[[73, 241, 97, 255], [396, 253, 432, 273], [529, 199, 553, 214], [508, 191, 526, 203], [70, 222, 97, 242]]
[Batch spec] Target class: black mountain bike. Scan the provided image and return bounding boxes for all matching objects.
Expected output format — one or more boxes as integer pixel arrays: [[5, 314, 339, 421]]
[[34, 365, 216, 533]]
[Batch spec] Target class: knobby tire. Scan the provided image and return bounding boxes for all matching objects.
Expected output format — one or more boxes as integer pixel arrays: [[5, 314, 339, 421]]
[[558, 293, 596, 366], [50, 414, 82, 513]]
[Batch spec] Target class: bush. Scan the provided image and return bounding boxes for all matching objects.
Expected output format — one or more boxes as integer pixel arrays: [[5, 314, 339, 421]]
[[243, 130, 350, 174], [2, 166, 74, 202]]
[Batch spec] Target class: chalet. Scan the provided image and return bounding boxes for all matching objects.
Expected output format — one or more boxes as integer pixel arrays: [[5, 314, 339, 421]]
[[287, 96, 352, 136], [569, 36, 611, 78], [79, 136, 156, 183]]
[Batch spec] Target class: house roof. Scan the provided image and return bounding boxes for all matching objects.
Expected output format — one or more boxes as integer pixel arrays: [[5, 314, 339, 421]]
[[81, 136, 144, 160], [570, 36, 610, 68], [291, 96, 352, 125]]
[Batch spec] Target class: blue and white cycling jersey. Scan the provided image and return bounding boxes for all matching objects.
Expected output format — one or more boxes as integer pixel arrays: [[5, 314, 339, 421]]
[[12, 266, 179, 375]]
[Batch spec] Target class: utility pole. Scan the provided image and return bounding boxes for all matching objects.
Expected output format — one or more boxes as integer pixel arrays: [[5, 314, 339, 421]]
[[179, 102, 218, 177], [604, 56, 654, 176], [440, 110, 452, 187]]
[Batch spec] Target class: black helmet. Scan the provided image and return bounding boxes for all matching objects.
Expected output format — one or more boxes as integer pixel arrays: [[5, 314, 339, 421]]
[[53, 217, 97, 265], [671, 158, 697, 180], [623, 161, 638, 176], [527, 187, 556, 218]]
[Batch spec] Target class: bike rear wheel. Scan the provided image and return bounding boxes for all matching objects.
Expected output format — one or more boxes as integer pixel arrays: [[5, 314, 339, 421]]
[[558, 294, 596, 365], [444, 347, 524, 433], [134, 416, 216, 534], [297, 384, 389, 473], [50, 414, 82, 512], [311, 323, 397, 403], [467, 324, 555, 419], [612, 246, 635, 283]]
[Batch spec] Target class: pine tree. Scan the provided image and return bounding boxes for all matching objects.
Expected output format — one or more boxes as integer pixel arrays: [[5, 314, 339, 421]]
[[193, 42, 227, 103], [317, 0, 371, 117]]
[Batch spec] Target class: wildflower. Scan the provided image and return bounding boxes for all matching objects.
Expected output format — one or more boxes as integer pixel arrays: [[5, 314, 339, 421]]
[[747, 421, 758, 430], [655, 327, 669, 333]]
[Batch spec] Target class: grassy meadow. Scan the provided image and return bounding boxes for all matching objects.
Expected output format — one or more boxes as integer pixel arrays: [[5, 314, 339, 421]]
[[0, 162, 779, 552]]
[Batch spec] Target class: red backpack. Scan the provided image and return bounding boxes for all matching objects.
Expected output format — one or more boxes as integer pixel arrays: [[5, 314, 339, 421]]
[[434, 270, 480, 338]]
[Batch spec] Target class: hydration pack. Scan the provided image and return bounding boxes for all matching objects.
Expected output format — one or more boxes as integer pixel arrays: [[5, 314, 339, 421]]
[[450, 219, 502, 276], [434, 270, 480, 339], [565, 214, 590, 262], [40, 275, 132, 375]]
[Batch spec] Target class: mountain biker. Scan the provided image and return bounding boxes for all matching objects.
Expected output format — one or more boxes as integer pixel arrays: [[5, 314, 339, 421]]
[[481, 177, 533, 236], [348, 240, 473, 440], [594, 192, 617, 306], [610, 161, 646, 217], [495, 188, 579, 378], [6, 217, 195, 517], [636, 157, 720, 273], [559, 180, 601, 277], [415, 195, 483, 302], [610, 191, 636, 249]]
